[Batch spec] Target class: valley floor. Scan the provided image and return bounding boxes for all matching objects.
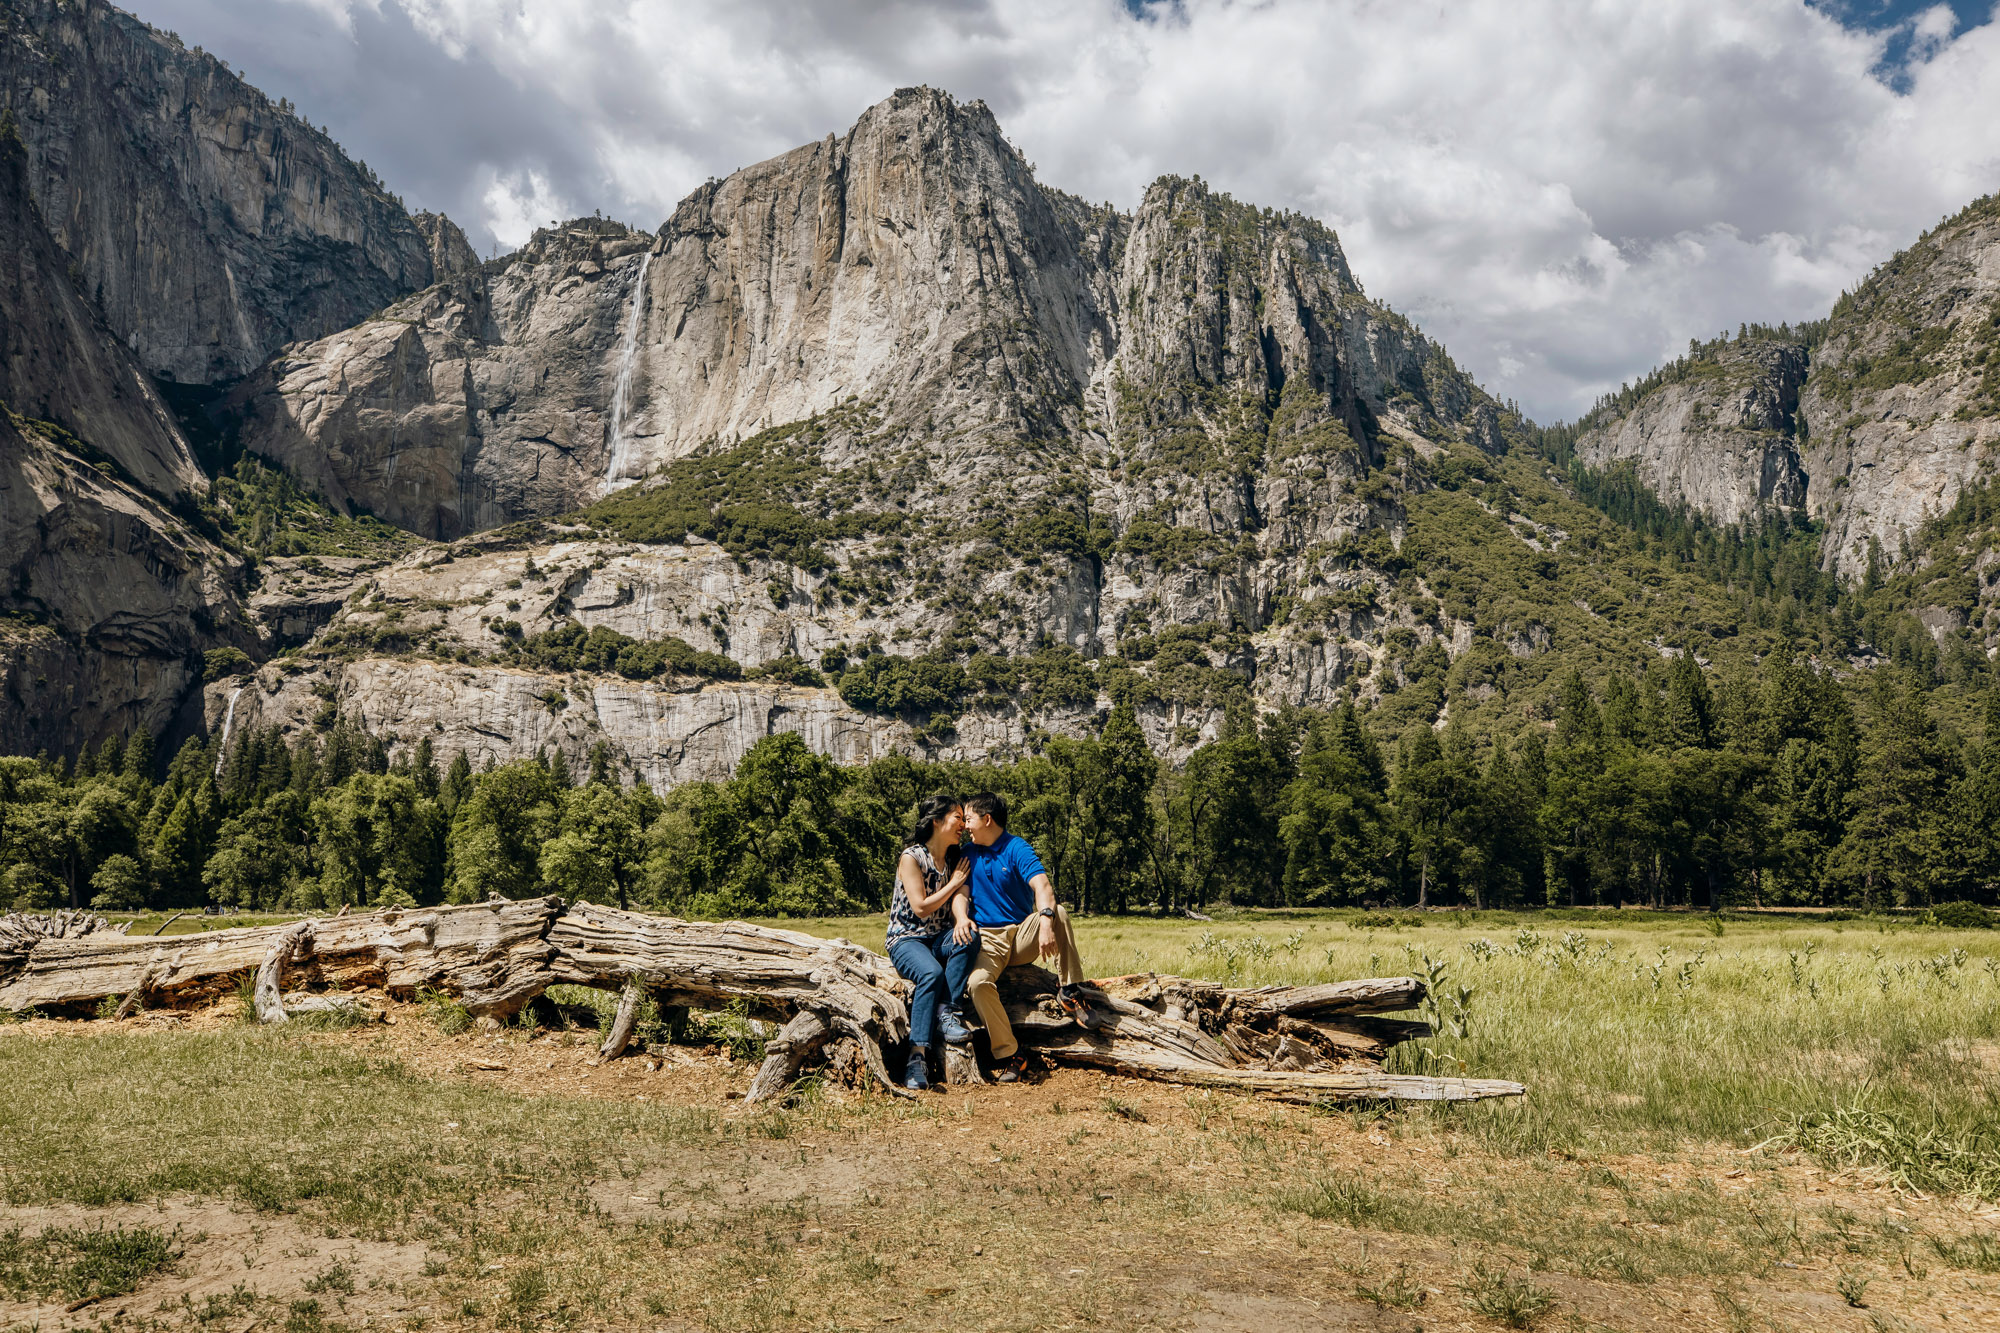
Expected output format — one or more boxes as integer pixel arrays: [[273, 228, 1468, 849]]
[[1, 911, 1996, 1332]]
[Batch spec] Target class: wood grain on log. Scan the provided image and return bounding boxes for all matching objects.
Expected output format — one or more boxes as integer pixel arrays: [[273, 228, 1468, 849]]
[[253, 922, 313, 1023], [599, 977, 643, 1060], [943, 1041, 985, 1086], [547, 904, 913, 1102], [0, 900, 562, 1014], [745, 1009, 833, 1103]]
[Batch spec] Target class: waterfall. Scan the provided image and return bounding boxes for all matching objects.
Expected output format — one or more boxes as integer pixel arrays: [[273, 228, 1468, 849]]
[[213, 685, 244, 777], [603, 250, 653, 490]]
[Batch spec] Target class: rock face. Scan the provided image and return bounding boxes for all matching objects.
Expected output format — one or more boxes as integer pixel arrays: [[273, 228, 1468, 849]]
[[1570, 196, 2000, 581], [206, 88, 1507, 781], [1800, 197, 2000, 578], [234, 89, 1496, 539], [233, 219, 657, 538], [0, 122, 249, 754], [1574, 338, 1809, 528], [0, 0, 440, 384]]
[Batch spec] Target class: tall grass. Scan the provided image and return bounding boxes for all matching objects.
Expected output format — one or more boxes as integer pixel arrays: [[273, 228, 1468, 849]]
[[785, 910, 2000, 1173]]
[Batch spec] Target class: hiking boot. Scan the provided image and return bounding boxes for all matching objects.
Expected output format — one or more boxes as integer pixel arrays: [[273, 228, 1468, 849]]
[[993, 1054, 1028, 1083], [1056, 985, 1105, 1031], [938, 1007, 974, 1045], [903, 1046, 930, 1091]]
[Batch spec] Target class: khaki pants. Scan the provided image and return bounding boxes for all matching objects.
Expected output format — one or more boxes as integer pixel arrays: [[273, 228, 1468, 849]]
[[965, 906, 1084, 1060]]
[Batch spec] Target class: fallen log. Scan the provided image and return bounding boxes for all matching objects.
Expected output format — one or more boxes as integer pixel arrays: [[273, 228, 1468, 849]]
[[991, 967, 1508, 1102], [0, 899, 563, 1015], [0, 907, 1524, 1106]]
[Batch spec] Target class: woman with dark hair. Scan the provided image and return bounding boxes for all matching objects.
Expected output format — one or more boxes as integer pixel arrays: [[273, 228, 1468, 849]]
[[886, 792, 978, 1090]]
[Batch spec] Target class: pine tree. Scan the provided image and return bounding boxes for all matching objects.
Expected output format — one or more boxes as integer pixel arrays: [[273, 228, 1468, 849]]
[[122, 730, 154, 782]]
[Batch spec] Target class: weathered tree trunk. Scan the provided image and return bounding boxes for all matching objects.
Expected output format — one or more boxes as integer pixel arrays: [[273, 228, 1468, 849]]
[[743, 1009, 835, 1102], [0, 905, 1526, 1106], [0, 899, 563, 1016]]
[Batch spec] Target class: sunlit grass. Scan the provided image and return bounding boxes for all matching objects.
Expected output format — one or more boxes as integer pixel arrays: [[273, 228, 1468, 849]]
[[774, 908, 2000, 1164]]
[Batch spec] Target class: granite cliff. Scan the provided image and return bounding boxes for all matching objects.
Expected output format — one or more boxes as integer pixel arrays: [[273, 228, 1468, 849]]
[[203, 88, 1508, 780], [1573, 336, 1808, 528], [0, 0, 446, 386], [0, 117, 251, 754], [15, 0, 2000, 787], [1573, 195, 2000, 585]]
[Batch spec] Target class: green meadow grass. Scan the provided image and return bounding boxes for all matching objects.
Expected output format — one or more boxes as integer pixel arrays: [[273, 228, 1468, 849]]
[[2, 910, 1997, 1328], [774, 908, 2000, 1177]]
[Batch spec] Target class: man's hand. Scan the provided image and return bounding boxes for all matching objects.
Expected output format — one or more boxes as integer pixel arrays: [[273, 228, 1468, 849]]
[[953, 917, 975, 946], [1037, 915, 1058, 959]]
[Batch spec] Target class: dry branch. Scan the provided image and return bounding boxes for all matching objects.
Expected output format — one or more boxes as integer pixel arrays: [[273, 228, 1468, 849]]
[[598, 977, 644, 1061]]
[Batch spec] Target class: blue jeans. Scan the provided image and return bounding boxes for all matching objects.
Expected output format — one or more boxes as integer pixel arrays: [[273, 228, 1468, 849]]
[[888, 929, 977, 1049]]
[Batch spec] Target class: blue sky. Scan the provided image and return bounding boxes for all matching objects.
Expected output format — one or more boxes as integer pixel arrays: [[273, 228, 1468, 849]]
[[127, 1, 2000, 423]]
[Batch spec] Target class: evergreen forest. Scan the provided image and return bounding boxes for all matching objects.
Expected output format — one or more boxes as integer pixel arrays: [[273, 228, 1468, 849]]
[[6, 650, 2000, 922]]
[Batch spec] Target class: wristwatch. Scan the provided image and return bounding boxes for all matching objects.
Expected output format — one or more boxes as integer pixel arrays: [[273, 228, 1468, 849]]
[[1038, 907, 1057, 919]]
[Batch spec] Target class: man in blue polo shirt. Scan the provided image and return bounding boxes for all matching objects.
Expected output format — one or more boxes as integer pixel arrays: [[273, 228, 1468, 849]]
[[960, 790, 1102, 1081]]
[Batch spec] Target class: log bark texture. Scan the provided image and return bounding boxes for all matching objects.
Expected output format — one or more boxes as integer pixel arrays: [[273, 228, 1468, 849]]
[[0, 907, 1525, 1105], [0, 900, 562, 1015]]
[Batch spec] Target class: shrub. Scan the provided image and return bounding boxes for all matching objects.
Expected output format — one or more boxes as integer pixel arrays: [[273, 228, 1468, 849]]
[[203, 647, 254, 682], [1927, 901, 1993, 930], [836, 652, 967, 721]]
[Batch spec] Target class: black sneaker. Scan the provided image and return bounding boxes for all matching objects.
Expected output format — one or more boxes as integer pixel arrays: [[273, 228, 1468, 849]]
[[1056, 985, 1104, 1031], [993, 1054, 1028, 1083]]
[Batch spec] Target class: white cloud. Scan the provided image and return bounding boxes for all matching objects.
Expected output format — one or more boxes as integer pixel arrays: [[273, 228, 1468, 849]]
[[271, 0, 378, 37], [479, 168, 572, 250], [131, 0, 2000, 422]]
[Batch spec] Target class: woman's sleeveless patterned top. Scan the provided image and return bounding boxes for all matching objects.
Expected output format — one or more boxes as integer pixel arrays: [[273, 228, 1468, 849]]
[[886, 843, 950, 946]]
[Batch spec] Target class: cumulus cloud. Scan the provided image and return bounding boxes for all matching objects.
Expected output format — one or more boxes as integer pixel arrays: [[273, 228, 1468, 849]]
[[479, 168, 573, 249], [128, 0, 2000, 421]]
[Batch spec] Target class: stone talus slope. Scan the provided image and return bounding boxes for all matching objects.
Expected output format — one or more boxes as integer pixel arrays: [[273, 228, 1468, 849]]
[[0, 123, 249, 754], [1800, 196, 2000, 577], [0, 0, 439, 384], [1573, 338, 1808, 527]]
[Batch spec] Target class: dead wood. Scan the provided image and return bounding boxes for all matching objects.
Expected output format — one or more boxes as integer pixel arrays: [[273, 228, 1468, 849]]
[[0, 900, 562, 1015], [744, 1009, 834, 1102], [0, 904, 1523, 1105], [943, 1041, 985, 1086], [151, 911, 188, 937], [252, 921, 314, 1023], [599, 977, 643, 1060]]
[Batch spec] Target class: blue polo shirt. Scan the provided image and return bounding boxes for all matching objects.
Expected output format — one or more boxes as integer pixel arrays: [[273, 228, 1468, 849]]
[[965, 831, 1046, 927]]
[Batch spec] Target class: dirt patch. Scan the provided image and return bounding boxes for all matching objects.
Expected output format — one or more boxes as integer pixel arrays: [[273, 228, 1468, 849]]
[[590, 1139, 913, 1224], [0, 1198, 429, 1331]]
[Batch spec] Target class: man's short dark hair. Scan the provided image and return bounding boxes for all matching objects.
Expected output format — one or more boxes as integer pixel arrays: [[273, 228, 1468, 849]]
[[966, 791, 1008, 828]]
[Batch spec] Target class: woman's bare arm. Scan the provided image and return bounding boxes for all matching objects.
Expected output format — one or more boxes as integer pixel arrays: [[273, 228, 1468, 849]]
[[900, 852, 962, 917]]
